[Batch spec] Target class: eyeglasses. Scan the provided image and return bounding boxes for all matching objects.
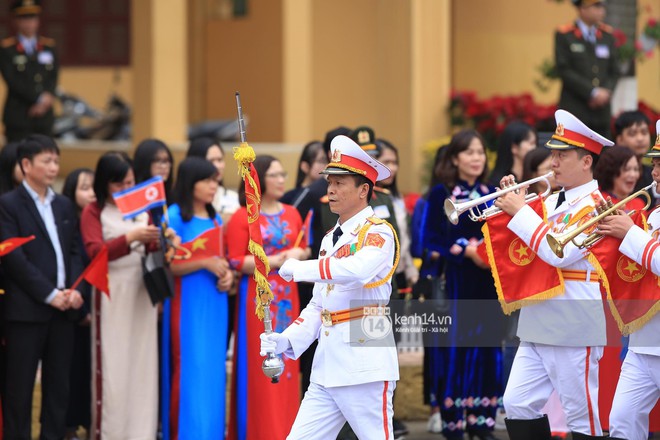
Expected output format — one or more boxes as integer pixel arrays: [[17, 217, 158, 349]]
[[153, 158, 172, 167], [265, 171, 288, 179]]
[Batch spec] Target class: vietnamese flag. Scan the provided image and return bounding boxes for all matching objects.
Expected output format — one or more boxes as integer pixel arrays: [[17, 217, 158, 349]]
[[481, 197, 564, 315], [588, 210, 660, 335], [245, 162, 270, 282], [112, 176, 166, 220], [296, 209, 313, 249], [71, 246, 109, 296], [0, 235, 35, 256], [172, 226, 223, 262], [234, 142, 274, 320]]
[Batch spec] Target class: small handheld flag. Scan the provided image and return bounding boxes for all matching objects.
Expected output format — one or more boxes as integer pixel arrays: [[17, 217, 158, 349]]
[[70, 246, 109, 296], [171, 226, 223, 263], [294, 209, 313, 248], [112, 176, 166, 220], [0, 235, 35, 256]]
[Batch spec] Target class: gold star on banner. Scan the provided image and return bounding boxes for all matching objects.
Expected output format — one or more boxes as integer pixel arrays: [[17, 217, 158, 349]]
[[0, 243, 10, 253], [192, 238, 208, 251], [624, 260, 639, 276], [515, 244, 529, 259]]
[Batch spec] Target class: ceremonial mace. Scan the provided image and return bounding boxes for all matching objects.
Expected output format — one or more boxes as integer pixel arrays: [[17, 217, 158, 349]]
[[235, 93, 285, 383]]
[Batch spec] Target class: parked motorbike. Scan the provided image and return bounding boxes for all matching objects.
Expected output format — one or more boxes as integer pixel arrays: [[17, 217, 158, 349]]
[[54, 90, 131, 141], [54, 89, 243, 142]]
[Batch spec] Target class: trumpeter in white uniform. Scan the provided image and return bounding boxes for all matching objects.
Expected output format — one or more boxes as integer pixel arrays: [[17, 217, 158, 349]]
[[494, 109, 614, 439], [599, 120, 660, 440], [260, 135, 400, 440]]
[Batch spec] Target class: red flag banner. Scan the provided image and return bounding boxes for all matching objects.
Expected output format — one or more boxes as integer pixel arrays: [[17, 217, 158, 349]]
[[112, 176, 166, 220], [294, 209, 313, 249], [71, 246, 109, 296], [588, 211, 660, 335], [475, 240, 489, 268], [234, 143, 273, 320], [171, 226, 223, 262], [0, 235, 35, 256], [481, 198, 564, 315]]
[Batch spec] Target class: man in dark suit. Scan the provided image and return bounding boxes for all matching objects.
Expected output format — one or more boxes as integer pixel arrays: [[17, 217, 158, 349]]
[[0, 134, 83, 440], [555, 0, 619, 138], [0, 0, 58, 142]]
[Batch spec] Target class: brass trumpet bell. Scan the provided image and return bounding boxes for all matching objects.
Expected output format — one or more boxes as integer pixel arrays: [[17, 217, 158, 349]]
[[546, 182, 656, 258], [443, 172, 554, 225]]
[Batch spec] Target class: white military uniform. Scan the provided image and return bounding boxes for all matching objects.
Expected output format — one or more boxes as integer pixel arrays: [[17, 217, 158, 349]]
[[270, 135, 399, 440], [608, 206, 660, 440], [609, 121, 660, 440], [503, 110, 614, 436], [504, 180, 605, 435], [281, 205, 398, 440]]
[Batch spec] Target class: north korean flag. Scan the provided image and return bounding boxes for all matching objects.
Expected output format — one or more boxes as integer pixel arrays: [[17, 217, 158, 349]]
[[113, 176, 166, 219]]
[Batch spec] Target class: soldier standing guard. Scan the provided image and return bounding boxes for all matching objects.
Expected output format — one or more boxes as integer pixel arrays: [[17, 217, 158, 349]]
[[261, 135, 400, 440], [0, 0, 58, 142], [555, 0, 619, 139]]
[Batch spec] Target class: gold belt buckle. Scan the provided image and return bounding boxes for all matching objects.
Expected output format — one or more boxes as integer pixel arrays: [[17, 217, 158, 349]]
[[321, 309, 333, 327]]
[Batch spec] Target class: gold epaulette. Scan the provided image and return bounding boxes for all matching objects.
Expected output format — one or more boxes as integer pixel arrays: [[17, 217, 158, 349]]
[[374, 186, 391, 195], [356, 218, 400, 288], [320, 195, 329, 203], [557, 22, 576, 34], [1, 37, 16, 48], [597, 23, 613, 34], [366, 216, 386, 225]]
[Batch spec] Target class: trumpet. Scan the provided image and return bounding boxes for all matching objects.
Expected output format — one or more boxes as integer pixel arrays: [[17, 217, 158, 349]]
[[546, 182, 657, 258], [444, 172, 554, 225]]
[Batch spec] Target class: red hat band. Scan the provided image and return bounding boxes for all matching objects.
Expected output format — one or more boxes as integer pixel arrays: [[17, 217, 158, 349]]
[[328, 155, 378, 184], [552, 127, 603, 155]]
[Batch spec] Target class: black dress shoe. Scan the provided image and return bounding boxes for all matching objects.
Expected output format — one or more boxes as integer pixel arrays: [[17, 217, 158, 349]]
[[393, 418, 409, 438]]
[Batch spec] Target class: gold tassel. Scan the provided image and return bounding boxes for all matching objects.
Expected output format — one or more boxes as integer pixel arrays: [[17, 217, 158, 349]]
[[248, 239, 273, 320]]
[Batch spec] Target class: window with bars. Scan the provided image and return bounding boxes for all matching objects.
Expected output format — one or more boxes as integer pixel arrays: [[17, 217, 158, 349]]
[[0, 0, 130, 66]]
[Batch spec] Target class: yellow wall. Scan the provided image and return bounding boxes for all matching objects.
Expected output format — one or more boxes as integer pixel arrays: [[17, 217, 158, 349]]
[[453, 0, 573, 104], [638, 1, 660, 109], [204, 0, 284, 142], [453, 0, 660, 110]]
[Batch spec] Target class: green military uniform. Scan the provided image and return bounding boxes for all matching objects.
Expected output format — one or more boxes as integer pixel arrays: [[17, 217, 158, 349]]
[[555, 21, 619, 138], [0, 34, 58, 142]]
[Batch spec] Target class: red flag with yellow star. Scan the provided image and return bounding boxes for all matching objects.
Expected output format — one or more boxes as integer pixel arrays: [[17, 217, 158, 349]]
[[588, 210, 660, 335], [234, 143, 273, 320], [0, 235, 35, 256], [481, 198, 564, 314], [172, 226, 223, 262]]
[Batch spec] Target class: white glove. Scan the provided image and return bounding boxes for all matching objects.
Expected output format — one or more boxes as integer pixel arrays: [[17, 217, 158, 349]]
[[278, 258, 299, 282], [259, 332, 290, 356]]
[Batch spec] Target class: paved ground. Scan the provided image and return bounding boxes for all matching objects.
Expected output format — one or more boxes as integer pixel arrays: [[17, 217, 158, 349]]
[[402, 420, 511, 439]]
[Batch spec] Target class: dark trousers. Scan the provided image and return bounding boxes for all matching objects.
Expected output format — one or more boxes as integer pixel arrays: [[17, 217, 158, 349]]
[[3, 317, 74, 440]]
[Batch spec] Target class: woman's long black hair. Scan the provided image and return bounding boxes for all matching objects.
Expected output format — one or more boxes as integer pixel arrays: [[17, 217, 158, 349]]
[[62, 167, 94, 214], [93, 151, 133, 207], [133, 138, 174, 202], [174, 157, 218, 222]]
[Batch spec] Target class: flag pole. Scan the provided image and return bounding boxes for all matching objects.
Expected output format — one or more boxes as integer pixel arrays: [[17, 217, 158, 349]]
[[233, 92, 284, 384]]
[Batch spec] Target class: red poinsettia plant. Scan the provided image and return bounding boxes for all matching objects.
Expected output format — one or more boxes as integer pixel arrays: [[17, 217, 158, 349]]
[[449, 90, 557, 150], [449, 90, 660, 149]]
